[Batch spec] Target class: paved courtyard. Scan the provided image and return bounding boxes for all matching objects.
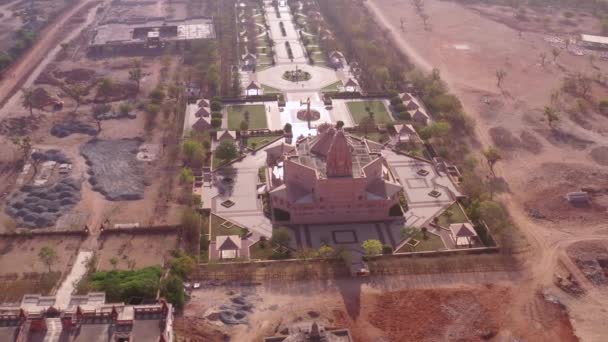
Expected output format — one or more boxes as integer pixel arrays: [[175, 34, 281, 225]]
[[256, 64, 340, 91], [202, 143, 276, 239], [383, 149, 461, 228]]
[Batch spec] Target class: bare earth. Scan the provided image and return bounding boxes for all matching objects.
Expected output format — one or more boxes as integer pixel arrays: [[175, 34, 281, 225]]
[[367, 0, 608, 340]]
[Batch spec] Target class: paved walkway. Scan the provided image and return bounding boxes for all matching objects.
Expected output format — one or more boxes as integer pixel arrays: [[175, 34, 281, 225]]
[[55, 250, 93, 309]]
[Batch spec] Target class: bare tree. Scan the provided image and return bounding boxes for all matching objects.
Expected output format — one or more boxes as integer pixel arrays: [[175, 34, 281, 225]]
[[539, 52, 547, 67], [11, 136, 32, 163], [38, 246, 58, 272], [551, 48, 561, 63], [483, 146, 502, 176], [543, 106, 559, 129], [69, 85, 85, 113], [496, 69, 507, 88], [21, 88, 35, 116]]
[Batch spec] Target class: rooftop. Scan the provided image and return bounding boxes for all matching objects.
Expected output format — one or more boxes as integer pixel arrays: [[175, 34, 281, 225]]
[[580, 34, 608, 45], [291, 129, 380, 179], [91, 17, 215, 46]]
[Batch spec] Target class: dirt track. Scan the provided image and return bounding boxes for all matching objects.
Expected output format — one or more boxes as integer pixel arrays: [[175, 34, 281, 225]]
[[0, 0, 97, 109]]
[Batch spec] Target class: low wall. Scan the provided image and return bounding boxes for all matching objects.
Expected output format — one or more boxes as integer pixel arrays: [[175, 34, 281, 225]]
[[194, 258, 350, 281], [0, 229, 88, 238], [99, 225, 182, 236]]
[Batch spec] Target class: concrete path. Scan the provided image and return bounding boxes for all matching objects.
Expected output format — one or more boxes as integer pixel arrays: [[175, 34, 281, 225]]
[[54, 250, 93, 309]]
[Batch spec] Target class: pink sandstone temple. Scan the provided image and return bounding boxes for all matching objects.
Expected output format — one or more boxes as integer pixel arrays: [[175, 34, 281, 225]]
[[265, 127, 404, 224]]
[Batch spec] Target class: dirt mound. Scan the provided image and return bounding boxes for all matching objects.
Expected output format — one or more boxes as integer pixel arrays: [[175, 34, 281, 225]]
[[95, 83, 138, 102], [80, 138, 145, 201], [5, 178, 81, 228], [519, 130, 543, 154], [590, 146, 608, 166], [567, 241, 608, 286], [523, 163, 608, 224], [174, 317, 225, 341], [0, 115, 43, 136], [53, 68, 97, 84], [536, 128, 594, 150], [489, 126, 520, 151], [51, 120, 98, 138]]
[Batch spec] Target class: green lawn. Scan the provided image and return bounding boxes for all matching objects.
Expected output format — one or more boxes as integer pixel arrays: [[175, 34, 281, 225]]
[[351, 131, 390, 144], [396, 231, 446, 253], [436, 202, 468, 227], [246, 135, 281, 150], [227, 104, 268, 130], [249, 240, 276, 260], [346, 101, 393, 124], [321, 81, 342, 92], [261, 84, 282, 94], [210, 214, 248, 240]]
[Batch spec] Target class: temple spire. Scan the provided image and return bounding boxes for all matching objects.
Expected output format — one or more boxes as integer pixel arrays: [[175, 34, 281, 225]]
[[326, 130, 352, 177]]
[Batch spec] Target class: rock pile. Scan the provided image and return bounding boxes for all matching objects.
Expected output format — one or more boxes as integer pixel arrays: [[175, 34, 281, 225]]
[[5, 178, 81, 228], [51, 120, 98, 138], [31, 149, 70, 164], [80, 138, 145, 201]]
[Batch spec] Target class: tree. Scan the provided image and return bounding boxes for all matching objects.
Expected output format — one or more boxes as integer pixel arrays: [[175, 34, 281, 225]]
[[482, 146, 502, 176], [421, 227, 428, 239], [97, 78, 113, 100], [479, 200, 508, 230], [270, 227, 291, 247], [161, 275, 185, 311], [496, 69, 507, 88], [215, 140, 238, 162], [362, 239, 382, 256], [110, 257, 118, 270], [543, 106, 559, 129], [358, 116, 376, 135], [180, 167, 194, 184], [170, 255, 196, 279], [21, 88, 35, 116], [118, 102, 132, 116], [283, 123, 292, 135], [336, 120, 344, 129], [539, 52, 547, 67], [129, 59, 143, 94], [11, 136, 32, 162], [318, 245, 334, 259], [240, 119, 249, 132], [551, 48, 561, 63], [38, 246, 58, 272], [182, 139, 203, 165], [69, 85, 85, 112]]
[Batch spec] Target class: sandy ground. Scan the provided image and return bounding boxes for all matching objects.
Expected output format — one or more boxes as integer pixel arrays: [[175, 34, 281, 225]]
[[366, 0, 608, 340], [177, 272, 576, 341], [96, 233, 179, 270], [0, 235, 82, 275]]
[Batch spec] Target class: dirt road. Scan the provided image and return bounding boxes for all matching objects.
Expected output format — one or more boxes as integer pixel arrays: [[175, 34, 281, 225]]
[[0, 0, 97, 109]]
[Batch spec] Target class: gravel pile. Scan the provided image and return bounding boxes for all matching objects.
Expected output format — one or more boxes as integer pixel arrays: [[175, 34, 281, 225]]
[[80, 138, 145, 201], [51, 120, 98, 138], [31, 149, 70, 164], [5, 178, 81, 228], [206, 293, 258, 325]]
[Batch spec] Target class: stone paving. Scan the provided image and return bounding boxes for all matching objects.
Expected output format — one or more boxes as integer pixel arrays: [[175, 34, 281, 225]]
[[383, 149, 461, 228], [257, 64, 339, 91]]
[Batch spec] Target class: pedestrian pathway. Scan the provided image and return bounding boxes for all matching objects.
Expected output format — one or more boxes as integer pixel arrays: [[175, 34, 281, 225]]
[[54, 250, 93, 309]]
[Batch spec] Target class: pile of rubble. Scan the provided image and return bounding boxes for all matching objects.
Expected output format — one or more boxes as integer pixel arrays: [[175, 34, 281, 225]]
[[80, 138, 145, 201], [51, 120, 98, 138], [5, 178, 81, 228]]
